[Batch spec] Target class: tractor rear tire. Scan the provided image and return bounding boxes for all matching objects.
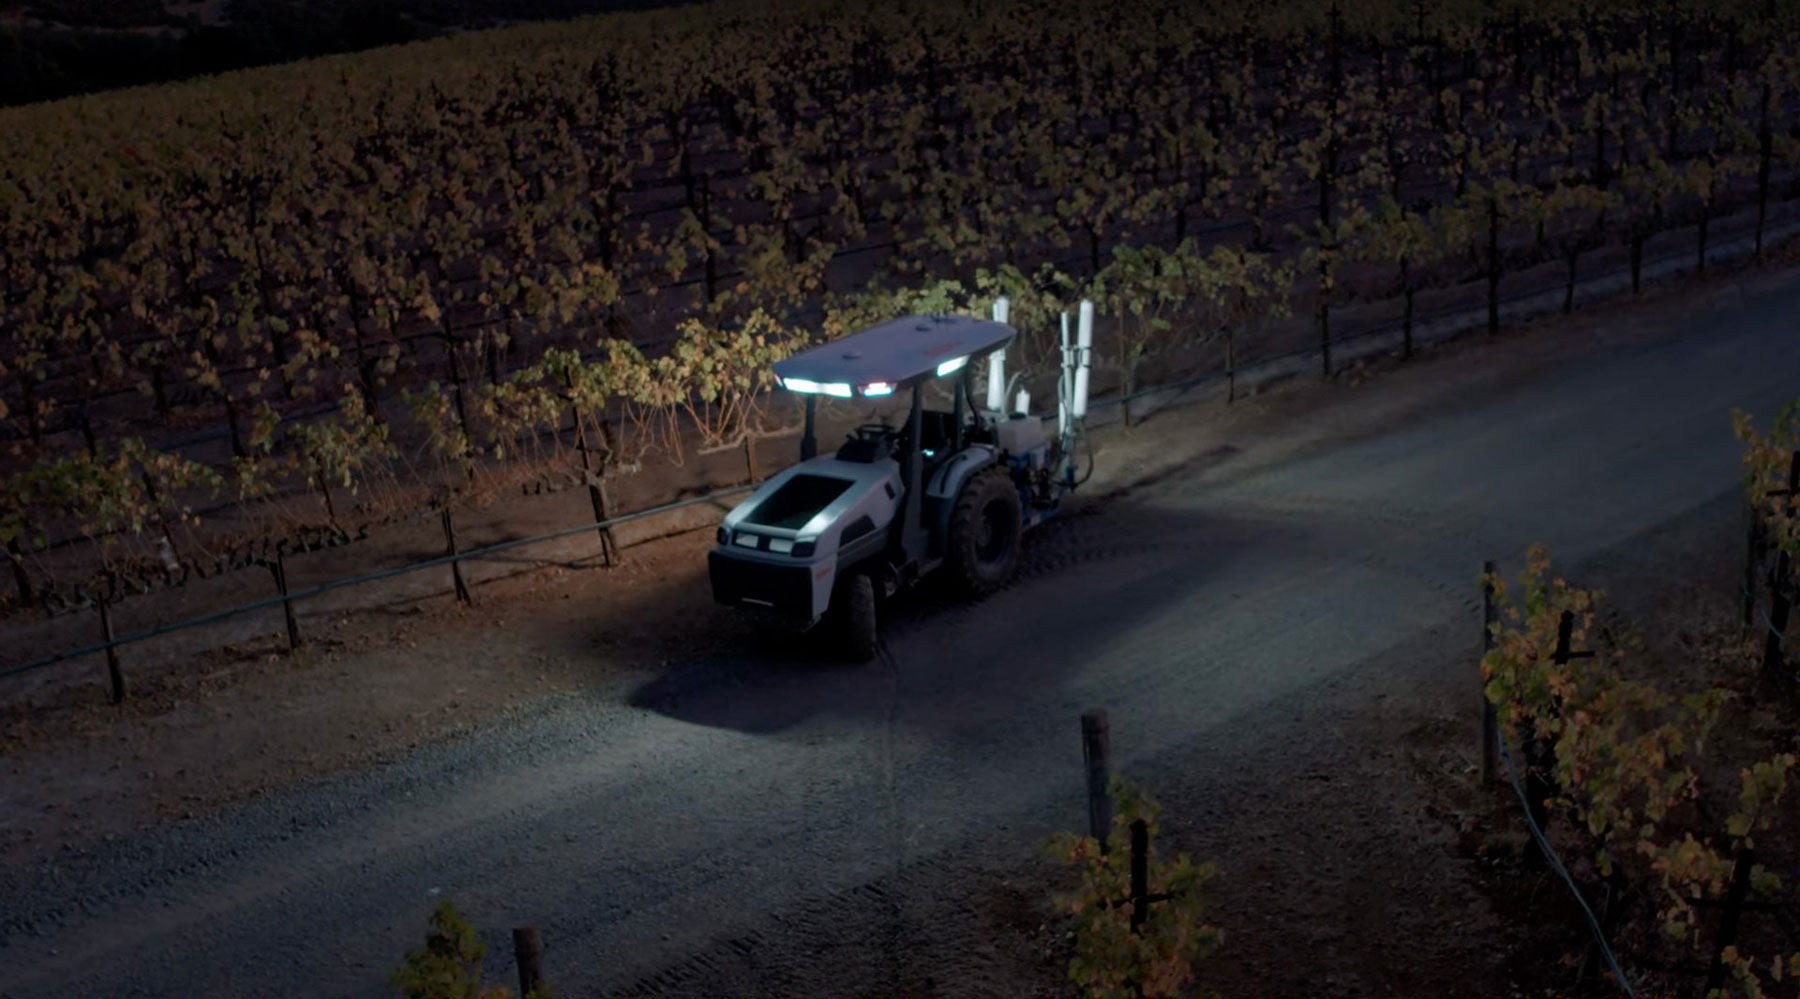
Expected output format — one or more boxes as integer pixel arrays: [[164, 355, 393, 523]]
[[947, 466, 1022, 598], [840, 570, 880, 662]]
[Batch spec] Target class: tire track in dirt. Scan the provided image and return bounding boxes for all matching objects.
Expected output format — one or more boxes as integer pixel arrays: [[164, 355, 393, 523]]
[[605, 874, 926, 996]]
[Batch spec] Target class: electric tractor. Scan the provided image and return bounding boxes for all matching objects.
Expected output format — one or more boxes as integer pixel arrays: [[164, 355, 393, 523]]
[[707, 297, 1095, 660]]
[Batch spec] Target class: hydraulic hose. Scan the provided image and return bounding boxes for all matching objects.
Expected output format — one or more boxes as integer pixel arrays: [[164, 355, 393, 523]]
[[1073, 421, 1095, 487]]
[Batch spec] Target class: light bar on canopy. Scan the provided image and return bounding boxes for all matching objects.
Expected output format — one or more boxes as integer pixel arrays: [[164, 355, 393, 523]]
[[781, 376, 854, 398]]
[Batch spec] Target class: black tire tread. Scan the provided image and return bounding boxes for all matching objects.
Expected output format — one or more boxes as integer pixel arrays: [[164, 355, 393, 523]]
[[841, 570, 879, 662], [946, 466, 1022, 599]]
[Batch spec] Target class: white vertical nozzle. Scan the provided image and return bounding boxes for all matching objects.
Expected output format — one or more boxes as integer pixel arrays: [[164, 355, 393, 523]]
[[1057, 311, 1072, 438], [987, 295, 1010, 412], [1014, 388, 1030, 415], [986, 350, 1006, 413], [1074, 299, 1093, 419]]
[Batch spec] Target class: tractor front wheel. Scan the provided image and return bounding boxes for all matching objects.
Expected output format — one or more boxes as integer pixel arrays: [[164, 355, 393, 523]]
[[947, 467, 1023, 598], [838, 570, 880, 662]]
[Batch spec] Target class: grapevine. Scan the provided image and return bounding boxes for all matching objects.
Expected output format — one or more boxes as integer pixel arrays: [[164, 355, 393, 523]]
[[1481, 543, 1800, 992]]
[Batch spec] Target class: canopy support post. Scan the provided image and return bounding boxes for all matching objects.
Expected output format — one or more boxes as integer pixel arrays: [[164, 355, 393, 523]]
[[801, 395, 817, 461]]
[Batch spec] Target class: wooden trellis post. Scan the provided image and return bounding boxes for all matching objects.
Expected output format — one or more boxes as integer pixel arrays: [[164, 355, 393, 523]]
[[272, 550, 300, 651], [1704, 851, 1756, 995], [442, 508, 472, 605], [97, 597, 124, 704], [1081, 710, 1113, 852], [512, 926, 543, 996], [569, 396, 618, 566]]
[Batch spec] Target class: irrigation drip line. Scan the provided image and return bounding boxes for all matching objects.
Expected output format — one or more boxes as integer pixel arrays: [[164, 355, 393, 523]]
[[1740, 582, 1791, 645], [1495, 727, 1638, 997], [0, 482, 754, 681]]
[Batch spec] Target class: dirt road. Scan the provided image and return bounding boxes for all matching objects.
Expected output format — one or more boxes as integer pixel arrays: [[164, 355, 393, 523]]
[[2, 266, 1799, 998]]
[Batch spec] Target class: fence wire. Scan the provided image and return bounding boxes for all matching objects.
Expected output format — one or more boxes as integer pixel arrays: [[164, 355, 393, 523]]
[[0, 483, 753, 680], [1742, 582, 1791, 646], [1494, 726, 1638, 997]]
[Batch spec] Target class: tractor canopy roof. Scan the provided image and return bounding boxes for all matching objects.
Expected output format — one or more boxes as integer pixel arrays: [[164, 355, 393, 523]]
[[773, 313, 1014, 400]]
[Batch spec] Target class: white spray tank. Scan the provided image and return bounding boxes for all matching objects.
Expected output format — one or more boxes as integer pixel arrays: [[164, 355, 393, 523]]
[[1074, 299, 1093, 420], [1056, 310, 1072, 441], [1013, 387, 1030, 416], [987, 296, 1009, 413]]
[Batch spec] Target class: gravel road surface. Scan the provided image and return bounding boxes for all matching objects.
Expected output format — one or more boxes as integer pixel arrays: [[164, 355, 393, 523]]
[[3, 273, 1799, 998]]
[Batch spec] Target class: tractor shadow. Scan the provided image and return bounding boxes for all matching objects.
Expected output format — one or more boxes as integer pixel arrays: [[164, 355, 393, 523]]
[[624, 499, 1318, 736]]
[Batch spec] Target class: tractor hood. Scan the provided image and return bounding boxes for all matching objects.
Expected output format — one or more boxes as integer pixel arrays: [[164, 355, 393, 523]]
[[717, 455, 902, 554]]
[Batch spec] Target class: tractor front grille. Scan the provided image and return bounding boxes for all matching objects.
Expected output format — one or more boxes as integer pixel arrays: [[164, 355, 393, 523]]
[[708, 550, 816, 618]]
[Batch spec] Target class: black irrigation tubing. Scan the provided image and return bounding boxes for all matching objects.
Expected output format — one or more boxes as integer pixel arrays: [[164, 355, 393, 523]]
[[0, 482, 756, 682], [1103, 275, 1543, 409], [155, 399, 343, 453], [1741, 582, 1791, 644], [1098, 334, 1323, 411], [1495, 728, 1639, 997]]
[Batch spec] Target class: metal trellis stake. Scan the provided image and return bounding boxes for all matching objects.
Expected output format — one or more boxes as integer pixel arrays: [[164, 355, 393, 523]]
[[1758, 450, 1800, 694], [1744, 499, 1764, 633], [1762, 549, 1793, 693], [1116, 818, 1177, 939], [1482, 559, 1499, 785], [1129, 818, 1150, 933], [1523, 609, 1592, 865], [1226, 334, 1237, 404]]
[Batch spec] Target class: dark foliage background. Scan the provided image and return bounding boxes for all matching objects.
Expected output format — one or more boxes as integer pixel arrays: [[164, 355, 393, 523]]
[[0, 0, 690, 106]]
